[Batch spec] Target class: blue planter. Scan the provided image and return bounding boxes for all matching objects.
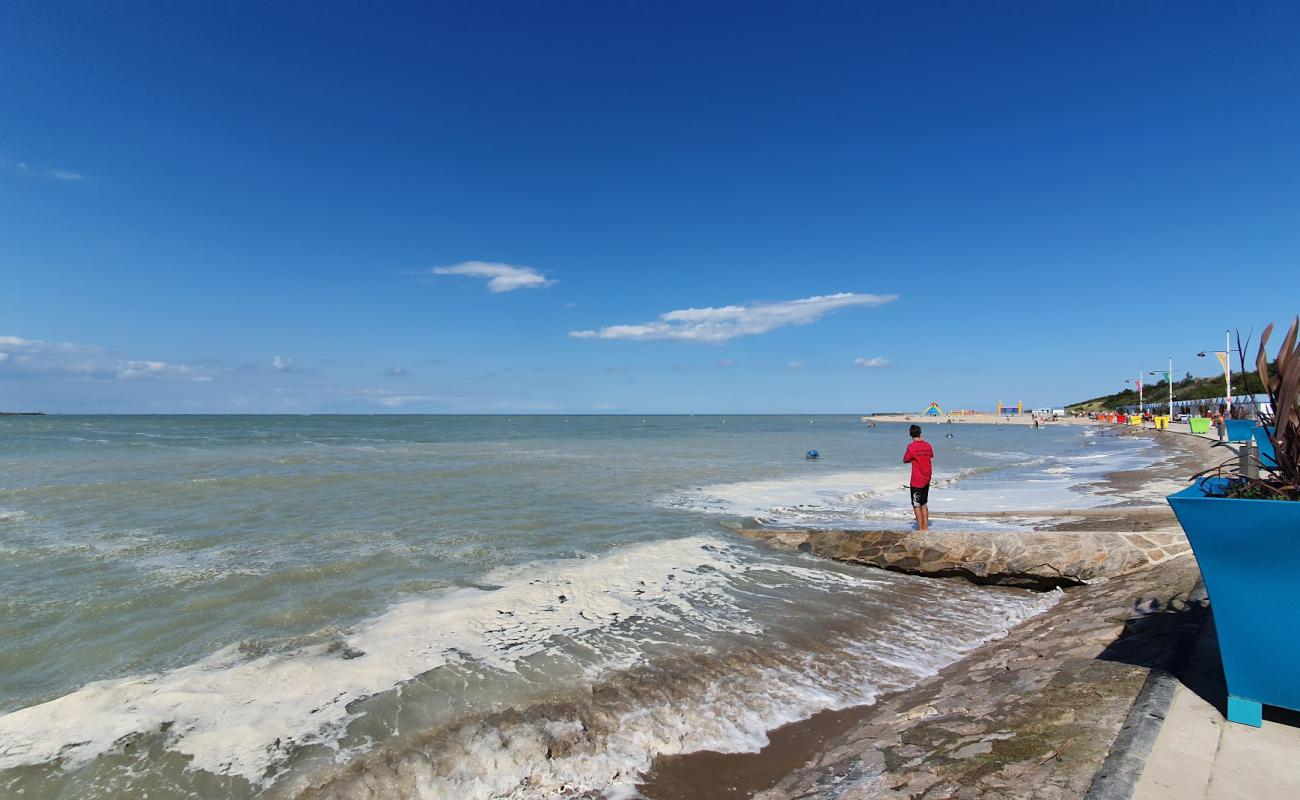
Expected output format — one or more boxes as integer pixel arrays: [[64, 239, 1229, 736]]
[[1254, 426, 1278, 470], [1224, 419, 1257, 442], [1167, 478, 1300, 726]]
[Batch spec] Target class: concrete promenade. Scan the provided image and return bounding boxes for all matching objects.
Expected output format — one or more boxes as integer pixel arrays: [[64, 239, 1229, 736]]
[[1107, 421, 1300, 798], [1133, 614, 1300, 800]]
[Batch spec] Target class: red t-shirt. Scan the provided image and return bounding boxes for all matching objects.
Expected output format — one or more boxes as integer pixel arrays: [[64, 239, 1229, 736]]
[[904, 440, 934, 487]]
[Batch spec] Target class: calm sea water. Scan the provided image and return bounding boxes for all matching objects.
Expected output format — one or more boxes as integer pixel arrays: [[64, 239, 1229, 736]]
[[0, 415, 1158, 799]]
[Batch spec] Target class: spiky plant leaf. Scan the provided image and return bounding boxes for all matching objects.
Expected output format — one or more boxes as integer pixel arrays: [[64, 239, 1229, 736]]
[[1256, 317, 1300, 492]]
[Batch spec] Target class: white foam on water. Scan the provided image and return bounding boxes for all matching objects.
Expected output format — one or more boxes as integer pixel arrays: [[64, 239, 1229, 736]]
[[289, 585, 1061, 800], [0, 535, 886, 785], [963, 450, 1040, 462], [660, 470, 908, 523], [300, 589, 1062, 800], [662, 431, 1177, 527], [661, 464, 1101, 527]]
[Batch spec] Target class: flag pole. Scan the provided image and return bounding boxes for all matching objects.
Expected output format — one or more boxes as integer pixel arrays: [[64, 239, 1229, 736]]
[[1168, 356, 1173, 420], [1225, 329, 1232, 416]]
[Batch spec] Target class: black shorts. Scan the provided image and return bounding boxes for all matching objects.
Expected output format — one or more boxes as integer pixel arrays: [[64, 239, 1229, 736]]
[[909, 484, 930, 507]]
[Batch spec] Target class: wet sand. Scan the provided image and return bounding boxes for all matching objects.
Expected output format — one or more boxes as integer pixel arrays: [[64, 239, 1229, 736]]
[[1082, 426, 1223, 500], [638, 705, 872, 800]]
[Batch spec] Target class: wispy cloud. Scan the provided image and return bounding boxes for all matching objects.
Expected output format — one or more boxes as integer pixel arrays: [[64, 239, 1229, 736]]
[[0, 335, 99, 354], [383, 367, 410, 377], [272, 355, 295, 372], [788, 360, 805, 369], [357, 388, 435, 407], [117, 360, 204, 380], [854, 356, 890, 368], [6, 160, 84, 181], [716, 359, 736, 368], [376, 395, 430, 407], [0, 334, 216, 381], [430, 261, 554, 293], [569, 292, 897, 344]]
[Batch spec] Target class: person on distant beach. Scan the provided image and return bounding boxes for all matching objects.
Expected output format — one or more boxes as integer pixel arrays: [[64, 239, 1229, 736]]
[[903, 424, 933, 531]]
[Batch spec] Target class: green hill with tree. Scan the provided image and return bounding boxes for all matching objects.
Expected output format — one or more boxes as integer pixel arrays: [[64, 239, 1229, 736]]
[[1066, 368, 1266, 413]]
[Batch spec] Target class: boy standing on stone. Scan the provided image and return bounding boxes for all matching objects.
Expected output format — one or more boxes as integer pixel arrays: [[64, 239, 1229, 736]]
[[903, 424, 934, 531]]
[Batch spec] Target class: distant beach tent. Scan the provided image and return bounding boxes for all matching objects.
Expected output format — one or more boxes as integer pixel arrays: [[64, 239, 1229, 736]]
[[996, 400, 1024, 416], [923, 402, 943, 416]]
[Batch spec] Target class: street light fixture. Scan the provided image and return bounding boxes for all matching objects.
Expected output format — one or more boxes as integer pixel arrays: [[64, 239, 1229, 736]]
[[1195, 330, 1233, 415]]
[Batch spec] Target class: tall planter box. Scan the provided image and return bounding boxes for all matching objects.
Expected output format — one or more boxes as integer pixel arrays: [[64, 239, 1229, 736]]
[[1225, 419, 1257, 442], [1254, 427, 1278, 469], [1167, 479, 1300, 726]]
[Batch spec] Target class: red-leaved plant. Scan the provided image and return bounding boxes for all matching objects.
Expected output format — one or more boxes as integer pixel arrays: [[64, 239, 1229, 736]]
[[1255, 317, 1300, 498]]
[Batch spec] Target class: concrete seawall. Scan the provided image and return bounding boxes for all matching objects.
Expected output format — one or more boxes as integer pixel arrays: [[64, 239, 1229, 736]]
[[736, 526, 1192, 590]]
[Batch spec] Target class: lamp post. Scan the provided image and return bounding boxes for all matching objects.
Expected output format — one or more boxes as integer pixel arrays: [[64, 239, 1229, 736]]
[[1226, 330, 1233, 416], [1197, 330, 1233, 416]]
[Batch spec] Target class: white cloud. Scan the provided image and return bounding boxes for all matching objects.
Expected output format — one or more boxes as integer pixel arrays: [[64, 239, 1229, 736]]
[[272, 355, 295, 372], [716, 359, 736, 368], [854, 356, 890, 368], [788, 360, 805, 369], [431, 261, 554, 293], [569, 292, 897, 344], [49, 169, 84, 182], [0, 353, 8, 363]]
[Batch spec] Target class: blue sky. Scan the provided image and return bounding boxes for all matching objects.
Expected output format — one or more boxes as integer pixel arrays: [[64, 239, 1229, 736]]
[[2, 1, 1297, 413]]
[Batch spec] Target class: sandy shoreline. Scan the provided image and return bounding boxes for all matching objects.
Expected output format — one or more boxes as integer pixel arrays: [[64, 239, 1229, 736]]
[[638, 426, 1217, 799], [861, 413, 1095, 427]]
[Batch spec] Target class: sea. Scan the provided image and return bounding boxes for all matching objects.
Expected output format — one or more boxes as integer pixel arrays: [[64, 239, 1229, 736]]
[[0, 414, 1164, 799]]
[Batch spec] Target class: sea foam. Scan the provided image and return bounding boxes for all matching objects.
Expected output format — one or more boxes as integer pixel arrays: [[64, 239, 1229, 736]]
[[0, 536, 883, 785]]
